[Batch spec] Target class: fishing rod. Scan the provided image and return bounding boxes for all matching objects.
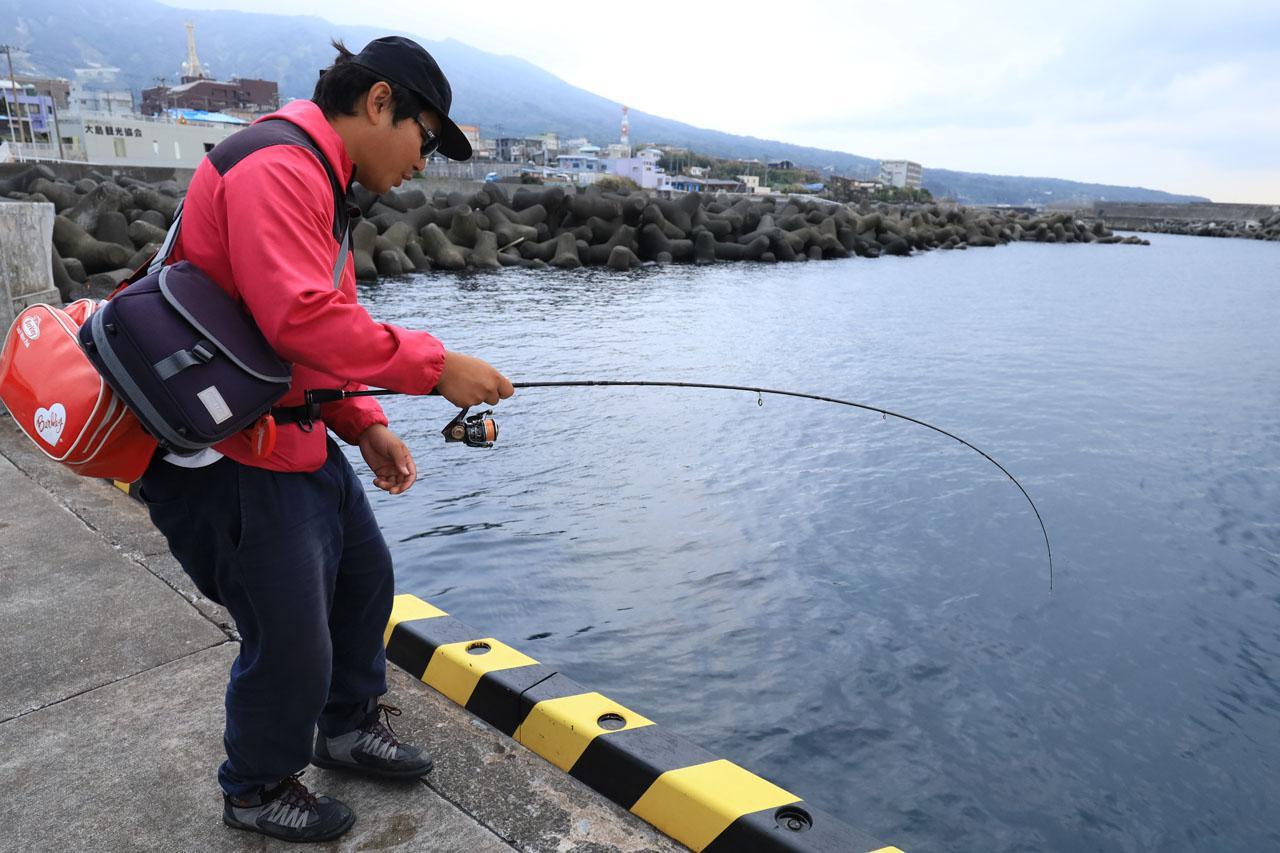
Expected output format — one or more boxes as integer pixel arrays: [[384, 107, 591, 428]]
[[302, 381, 1054, 589]]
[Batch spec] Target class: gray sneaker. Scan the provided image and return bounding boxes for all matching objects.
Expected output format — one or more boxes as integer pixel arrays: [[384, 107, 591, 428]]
[[312, 702, 433, 780], [222, 773, 355, 843]]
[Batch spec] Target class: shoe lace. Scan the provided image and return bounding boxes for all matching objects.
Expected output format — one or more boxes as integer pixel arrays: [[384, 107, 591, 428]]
[[364, 702, 403, 748], [274, 772, 319, 813]]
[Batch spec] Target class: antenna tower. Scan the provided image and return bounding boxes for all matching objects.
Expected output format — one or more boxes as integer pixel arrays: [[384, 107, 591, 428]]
[[620, 105, 630, 156], [181, 21, 208, 80]]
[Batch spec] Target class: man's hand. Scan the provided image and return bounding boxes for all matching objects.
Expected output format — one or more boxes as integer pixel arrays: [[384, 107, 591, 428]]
[[358, 424, 416, 495], [434, 351, 515, 408]]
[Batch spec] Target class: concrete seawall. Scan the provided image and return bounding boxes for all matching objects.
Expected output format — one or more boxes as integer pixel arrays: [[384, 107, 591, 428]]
[[0, 159, 482, 198], [1090, 201, 1280, 240], [1093, 201, 1279, 222], [414, 177, 489, 197], [0, 161, 198, 190]]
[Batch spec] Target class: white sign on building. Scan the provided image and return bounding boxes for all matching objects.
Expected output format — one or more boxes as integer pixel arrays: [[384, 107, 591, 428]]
[[68, 112, 242, 167]]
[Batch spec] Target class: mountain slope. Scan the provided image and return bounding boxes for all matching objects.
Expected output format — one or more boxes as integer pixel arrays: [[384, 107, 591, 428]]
[[5, 0, 1207, 204]]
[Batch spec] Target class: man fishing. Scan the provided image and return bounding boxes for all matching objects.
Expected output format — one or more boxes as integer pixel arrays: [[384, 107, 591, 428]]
[[136, 36, 513, 842]]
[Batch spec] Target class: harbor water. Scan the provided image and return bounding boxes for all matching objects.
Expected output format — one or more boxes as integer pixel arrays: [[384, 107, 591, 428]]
[[349, 233, 1280, 852]]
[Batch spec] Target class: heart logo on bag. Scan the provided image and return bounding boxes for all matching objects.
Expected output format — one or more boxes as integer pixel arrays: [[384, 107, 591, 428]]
[[21, 314, 41, 341], [34, 403, 67, 446]]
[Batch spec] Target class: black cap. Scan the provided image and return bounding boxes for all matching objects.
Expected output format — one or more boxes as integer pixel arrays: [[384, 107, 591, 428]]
[[350, 36, 472, 161]]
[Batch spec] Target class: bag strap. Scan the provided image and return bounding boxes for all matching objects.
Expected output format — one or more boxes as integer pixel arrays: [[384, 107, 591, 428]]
[[147, 199, 185, 275], [115, 119, 354, 297]]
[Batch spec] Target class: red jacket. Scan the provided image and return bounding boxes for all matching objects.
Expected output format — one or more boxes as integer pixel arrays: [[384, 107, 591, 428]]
[[173, 100, 445, 472]]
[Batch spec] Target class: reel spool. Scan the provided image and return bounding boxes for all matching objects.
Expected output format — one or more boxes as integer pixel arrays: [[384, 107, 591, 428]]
[[441, 407, 498, 448]]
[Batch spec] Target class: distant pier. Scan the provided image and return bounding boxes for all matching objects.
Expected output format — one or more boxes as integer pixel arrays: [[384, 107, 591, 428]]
[[1089, 201, 1280, 240]]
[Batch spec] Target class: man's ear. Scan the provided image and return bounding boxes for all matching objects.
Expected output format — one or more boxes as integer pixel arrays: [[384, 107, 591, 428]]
[[365, 81, 393, 123]]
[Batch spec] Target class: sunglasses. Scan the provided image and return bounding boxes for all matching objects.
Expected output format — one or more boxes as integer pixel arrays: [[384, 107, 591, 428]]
[[413, 115, 441, 160]]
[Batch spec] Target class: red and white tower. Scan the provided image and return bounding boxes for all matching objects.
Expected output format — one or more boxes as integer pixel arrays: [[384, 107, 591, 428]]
[[620, 105, 630, 156]]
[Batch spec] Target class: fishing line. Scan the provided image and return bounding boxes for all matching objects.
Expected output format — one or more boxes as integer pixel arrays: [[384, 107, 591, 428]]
[[322, 380, 1054, 589]]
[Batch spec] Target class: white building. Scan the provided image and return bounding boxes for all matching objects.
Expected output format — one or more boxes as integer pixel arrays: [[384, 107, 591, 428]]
[[71, 88, 135, 115], [68, 67, 133, 115], [58, 111, 243, 167], [878, 159, 923, 189], [555, 152, 607, 186], [735, 174, 771, 195], [604, 148, 666, 189], [555, 153, 602, 172], [666, 176, 745, 194]]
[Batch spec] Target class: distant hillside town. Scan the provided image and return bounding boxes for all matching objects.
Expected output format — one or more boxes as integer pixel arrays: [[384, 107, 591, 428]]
[[0, 25, 922, 202]]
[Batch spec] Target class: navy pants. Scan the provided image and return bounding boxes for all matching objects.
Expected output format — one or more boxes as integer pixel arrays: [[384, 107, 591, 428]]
[[139, 438, 394, 797]]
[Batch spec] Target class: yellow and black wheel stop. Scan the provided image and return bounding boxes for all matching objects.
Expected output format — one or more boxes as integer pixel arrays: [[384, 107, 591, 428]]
[[112, 479, 142, 499], [385, 593, 906, 853]]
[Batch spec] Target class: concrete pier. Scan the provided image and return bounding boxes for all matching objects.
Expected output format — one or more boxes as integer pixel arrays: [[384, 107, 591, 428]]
[[0, 201, 61, 338], [0, 418, 680, 852]]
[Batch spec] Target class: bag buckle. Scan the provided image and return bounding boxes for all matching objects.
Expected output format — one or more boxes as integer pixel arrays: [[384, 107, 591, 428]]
[[191, 340, 216, 363]]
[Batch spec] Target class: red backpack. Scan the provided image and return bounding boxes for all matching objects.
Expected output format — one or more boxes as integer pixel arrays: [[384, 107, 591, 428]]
[[0, 299, 157, 481]]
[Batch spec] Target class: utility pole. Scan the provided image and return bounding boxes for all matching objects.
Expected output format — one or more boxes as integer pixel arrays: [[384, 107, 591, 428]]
[[46, 84, 64, 159], [1, 44, 26, 145]]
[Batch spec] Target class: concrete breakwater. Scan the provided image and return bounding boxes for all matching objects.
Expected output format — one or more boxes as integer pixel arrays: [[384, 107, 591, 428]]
[[2, 162, 1147, 298], [1090, 201, 1280, 241]]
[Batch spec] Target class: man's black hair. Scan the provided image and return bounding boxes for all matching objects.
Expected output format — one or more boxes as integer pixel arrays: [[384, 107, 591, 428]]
[[313, 39, 427, 123]]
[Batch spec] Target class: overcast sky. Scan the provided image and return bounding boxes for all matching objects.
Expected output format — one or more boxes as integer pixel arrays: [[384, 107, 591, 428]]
[[170, 0, 1280, 203]]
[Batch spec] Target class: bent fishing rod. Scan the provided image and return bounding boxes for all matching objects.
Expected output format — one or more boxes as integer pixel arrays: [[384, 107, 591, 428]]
[[302, 380, 1054, 589]]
